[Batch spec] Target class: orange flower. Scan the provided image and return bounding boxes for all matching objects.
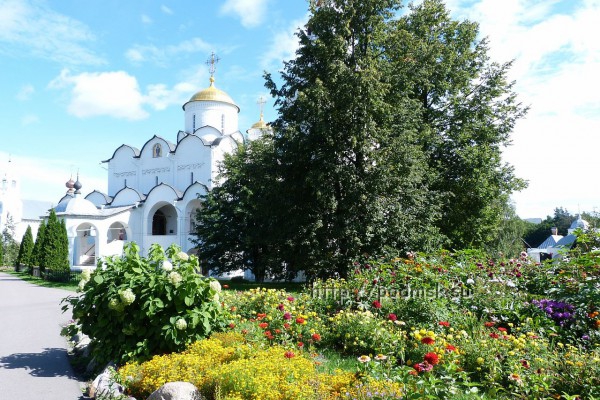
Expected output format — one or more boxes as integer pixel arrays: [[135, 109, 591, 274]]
[[284, 351, 295, 358], [259, 322, 268, 329], [296, 317, 306, 324], [311, 333, 321, 341]]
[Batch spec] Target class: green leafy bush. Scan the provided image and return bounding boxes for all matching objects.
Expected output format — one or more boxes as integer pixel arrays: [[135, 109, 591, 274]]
[[63, 242, 226, 365]]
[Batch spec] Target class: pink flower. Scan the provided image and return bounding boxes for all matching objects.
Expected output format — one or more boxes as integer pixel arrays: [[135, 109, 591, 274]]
[[283, 312, 292, 320], [388, 313, 397, 321], [372, 300, 382, 309]]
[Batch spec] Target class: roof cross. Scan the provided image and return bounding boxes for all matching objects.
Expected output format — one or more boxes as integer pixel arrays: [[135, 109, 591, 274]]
[[206, 52, 220, 77], [257, 96, 266, 119]]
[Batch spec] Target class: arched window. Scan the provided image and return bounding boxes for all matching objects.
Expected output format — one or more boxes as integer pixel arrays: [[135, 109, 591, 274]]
[[153, 143, 162, 158], [152, 210, 167, 235]]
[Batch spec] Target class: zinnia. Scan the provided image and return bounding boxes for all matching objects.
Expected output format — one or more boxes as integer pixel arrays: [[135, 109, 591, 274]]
[[284, 351, 295, 358], [372, 300, 382, 309], [259, 322, 268, 329], [311, 333, 321, 341], [439, 321, 450, 327], [421, 337, 435, 345], [424, 352, 439, 365], [388, 313, 397, 321]]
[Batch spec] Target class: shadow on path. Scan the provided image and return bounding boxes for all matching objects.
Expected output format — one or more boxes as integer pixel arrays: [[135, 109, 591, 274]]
[[0, 347, 76, 378]]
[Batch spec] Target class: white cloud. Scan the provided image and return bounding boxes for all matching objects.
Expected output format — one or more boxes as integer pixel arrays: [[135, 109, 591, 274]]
[[445, 0, 600, 218], [16, 84, 34, 101], [141, 14, 153, 24], [261, 16, 308, 71], [0, 0, 104, 65], [220, 0, 270, 28], [48, 67, 206, 120], [125, 37, 212, 66], [161, 5, 173, 15], [48, 69, 148, 120], [21, 114, 39, 125]]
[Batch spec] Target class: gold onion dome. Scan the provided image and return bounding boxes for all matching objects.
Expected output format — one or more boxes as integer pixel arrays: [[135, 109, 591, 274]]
[[185, 76, 239, 110], [250, 115, 269, 130]]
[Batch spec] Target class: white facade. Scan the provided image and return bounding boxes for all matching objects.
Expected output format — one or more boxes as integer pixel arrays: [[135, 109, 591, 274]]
[[54, 74, 269, 270], [0, 159, 51, 242]]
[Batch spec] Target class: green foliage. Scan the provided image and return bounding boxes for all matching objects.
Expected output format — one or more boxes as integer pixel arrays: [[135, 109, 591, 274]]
[[194, 138, 289, 282], [1, 215, 20, 266], [16, 226, 34, 267], [387, 0, 527, 248], [29, 219, 46, 268], [523, 207, 577, 248], [196, 0, 526, 279], [40, 209, 69, 272], [62, 242, 227, 365]]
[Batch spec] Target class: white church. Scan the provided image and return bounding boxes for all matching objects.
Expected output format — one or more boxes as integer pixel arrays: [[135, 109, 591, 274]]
[[53, 57, 270, 271]]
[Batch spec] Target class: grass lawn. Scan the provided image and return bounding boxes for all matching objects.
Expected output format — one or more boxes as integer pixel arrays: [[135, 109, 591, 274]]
[[0, 267, 79, 292]]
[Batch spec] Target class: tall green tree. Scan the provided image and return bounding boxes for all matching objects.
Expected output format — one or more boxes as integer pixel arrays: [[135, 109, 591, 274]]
[[41, 209, 69, 272], [385, 0, 527, 249], [1, 215, 20, 267], [16, 225, 34, 267], [30, 220, 46, 268], [195, 0, 527, 279], [194, 138, 286, 282], [262, 0, 443, 277]]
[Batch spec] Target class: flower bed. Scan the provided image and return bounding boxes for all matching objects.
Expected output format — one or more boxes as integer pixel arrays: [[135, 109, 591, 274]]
[[69, 232, 600, 399]]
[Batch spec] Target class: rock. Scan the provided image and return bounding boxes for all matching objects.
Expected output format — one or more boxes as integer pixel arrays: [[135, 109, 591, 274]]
[[73, 335, 91, 356], [89, 363, 126, 399], [147, 382, 203, 400]]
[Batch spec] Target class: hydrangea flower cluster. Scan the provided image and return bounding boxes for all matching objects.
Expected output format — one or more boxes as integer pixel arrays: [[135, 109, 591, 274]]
[[532, 299, 575, 327], [119, 288, 136, 306]]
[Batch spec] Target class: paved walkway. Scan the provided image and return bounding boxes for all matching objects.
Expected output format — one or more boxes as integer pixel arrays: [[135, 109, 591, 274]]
[[0, 272, 85, 400]]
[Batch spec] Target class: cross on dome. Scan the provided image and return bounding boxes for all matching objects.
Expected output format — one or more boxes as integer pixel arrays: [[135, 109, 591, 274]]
[[206, 52, 220, 80]]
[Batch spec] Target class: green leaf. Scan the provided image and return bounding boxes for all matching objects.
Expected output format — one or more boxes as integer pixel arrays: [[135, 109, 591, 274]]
[[94, 275, 104, 284]]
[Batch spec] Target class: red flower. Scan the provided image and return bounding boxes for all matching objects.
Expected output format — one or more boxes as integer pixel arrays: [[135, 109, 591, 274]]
[[484, 322, 495, 327], [228, 323, 235, 329], [287, 296, 295, 302], [311, 333, 321, 341], [388, 313, 397, 321], [258, 322, 268, 329], [277, 303, 285, 311], [298, 342, 304, 348], [372, 300, 382, 309], [424, 352, 439, 365], [438, 321, 450, 327], [241, 329, 248, 335], [275, 329, 282, 334], [421, 337, 435, 345], [445, 344, 457, 352], [497, 327, 507, 333], [296, 317, 305, 324], [283, 312, 292, 320], [284, 351, 295, 358], [257, 313, 267, 319], [223, 284, 229, 289], [283, 323, 291, 329], [489, 333, 499, 339], [521, 359, 530, 369]]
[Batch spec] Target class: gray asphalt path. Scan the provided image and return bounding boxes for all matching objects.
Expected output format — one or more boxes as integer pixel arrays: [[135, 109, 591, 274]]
[[0, 272, 85, 400]]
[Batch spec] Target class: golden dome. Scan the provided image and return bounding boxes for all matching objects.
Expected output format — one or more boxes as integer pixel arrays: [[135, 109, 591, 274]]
[[250, 117, 269, 130], [184, 77, 239, 110]]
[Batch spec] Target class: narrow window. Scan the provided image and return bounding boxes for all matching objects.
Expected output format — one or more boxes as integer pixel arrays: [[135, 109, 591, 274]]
[[221, 114, 225, 133], [124, 179, 127, 187], [193, 114, 196, 131], [155, 176, 159, 186], [190, 172, 194, 185]]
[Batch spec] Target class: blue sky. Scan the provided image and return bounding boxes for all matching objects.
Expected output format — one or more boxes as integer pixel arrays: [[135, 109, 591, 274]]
[[0, 0, 599, 220]]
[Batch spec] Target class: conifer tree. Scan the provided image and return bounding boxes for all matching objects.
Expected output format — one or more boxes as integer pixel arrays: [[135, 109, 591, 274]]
[[0, 238, 4, 267], [16, 225, 34, 268], [41, 209, 69, 272], [30, 219, 46, 269]]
